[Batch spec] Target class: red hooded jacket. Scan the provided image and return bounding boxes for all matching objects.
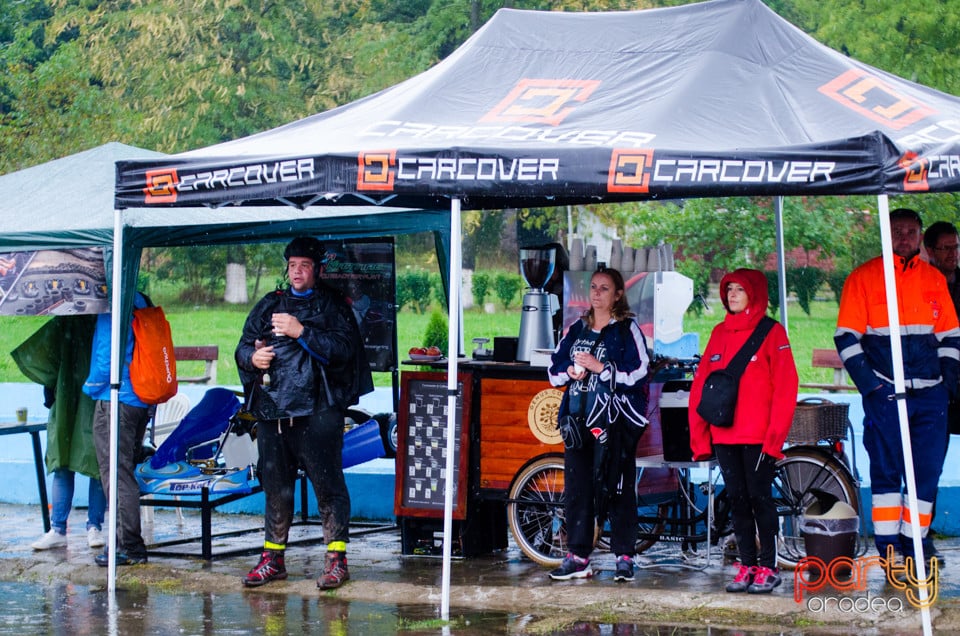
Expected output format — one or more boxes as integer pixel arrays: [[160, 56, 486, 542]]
[[688, 269, 799, 460]]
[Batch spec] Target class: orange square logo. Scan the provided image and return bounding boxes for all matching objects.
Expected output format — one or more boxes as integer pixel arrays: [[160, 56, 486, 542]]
[[607, 149, 653, 193], [480, 79, 601, 126], [143, 168, 179, 204], [819, 69, 936, 130], [899, 151, 929, 192], [357, 151, 396, 191]]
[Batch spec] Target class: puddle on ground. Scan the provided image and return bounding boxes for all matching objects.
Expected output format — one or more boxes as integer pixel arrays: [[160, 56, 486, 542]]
[[0, 581, 848, 635]]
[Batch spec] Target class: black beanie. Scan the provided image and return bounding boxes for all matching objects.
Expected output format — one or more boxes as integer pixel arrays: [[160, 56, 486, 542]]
[[283, 236, 324, 268]]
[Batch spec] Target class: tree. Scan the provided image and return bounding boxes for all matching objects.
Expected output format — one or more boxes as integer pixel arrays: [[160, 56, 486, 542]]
[[224, 244, 247, 304], [596, 195, 860, 298]]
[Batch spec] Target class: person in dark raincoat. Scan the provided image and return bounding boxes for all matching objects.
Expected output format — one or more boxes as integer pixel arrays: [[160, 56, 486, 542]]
[[236, 237, 373, 590], [547, 266, 650, 582]]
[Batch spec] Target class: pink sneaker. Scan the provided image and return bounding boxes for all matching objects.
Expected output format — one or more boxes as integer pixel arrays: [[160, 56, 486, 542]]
[[747, 565, 782, 594], [725, 564, 754, 593]]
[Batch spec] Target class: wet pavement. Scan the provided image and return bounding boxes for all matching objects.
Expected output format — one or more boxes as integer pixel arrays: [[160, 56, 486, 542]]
[[0, 503, 957, 634]]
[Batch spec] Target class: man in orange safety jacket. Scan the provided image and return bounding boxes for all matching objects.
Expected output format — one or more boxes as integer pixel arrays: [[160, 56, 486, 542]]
[[835, 207, 960, 564]]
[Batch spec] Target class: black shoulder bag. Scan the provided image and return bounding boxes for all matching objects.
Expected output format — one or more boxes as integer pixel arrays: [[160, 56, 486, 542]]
[[695, 316, 776, 428]]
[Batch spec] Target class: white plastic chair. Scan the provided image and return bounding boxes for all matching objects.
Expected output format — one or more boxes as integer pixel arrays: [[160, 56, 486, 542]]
[[151, 393, 192, 447], [142, 393, 192, 525]]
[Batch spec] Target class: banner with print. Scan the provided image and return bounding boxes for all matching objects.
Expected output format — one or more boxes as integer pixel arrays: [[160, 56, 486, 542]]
[[318, 238, 397, 373], [0, 248, 108, 316]]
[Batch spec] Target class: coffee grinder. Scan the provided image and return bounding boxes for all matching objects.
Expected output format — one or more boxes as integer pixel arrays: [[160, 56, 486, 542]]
[[516, 246, 558, 362]]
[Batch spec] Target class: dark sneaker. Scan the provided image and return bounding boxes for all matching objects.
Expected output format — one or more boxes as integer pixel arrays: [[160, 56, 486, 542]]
[[890, 555, 933, 585], [243, 550, 287, 587], [549, 553, 592, 580], [884, 552, 908, 585], [613, 555, 634, 582], [725, 564, 754, 593], [746, 566, 781, 594], [923, 544, 945, 568], [94, 551, 148, 567], [317, 551, 350, 590]]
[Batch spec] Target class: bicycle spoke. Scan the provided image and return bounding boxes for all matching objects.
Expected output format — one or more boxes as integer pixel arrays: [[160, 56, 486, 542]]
[[772, 448, 859, 569]]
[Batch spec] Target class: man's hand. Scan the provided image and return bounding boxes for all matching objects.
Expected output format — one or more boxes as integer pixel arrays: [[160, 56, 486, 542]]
[[271, 312, 304, 339], [251, 345, 275, 370]]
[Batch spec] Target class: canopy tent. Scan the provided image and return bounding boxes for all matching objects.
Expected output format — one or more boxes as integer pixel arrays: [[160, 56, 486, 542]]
[[0, 141, 450, 597], [117, 0, 960, 209], [109, 0, 960, 629]]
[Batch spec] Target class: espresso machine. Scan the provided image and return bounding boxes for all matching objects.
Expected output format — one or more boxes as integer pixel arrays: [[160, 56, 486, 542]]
[[516, 246, 558, 362]]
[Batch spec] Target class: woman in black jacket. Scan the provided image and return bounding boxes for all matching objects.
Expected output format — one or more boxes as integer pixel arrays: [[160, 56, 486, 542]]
[[547, 266, 651, 582]]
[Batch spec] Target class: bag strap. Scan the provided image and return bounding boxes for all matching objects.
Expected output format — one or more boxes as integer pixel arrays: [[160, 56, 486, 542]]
[[723, 315, 776, 379]]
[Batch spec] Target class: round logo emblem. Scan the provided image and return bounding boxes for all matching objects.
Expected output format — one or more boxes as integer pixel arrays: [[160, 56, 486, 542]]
[[527, 388, 563, 445]]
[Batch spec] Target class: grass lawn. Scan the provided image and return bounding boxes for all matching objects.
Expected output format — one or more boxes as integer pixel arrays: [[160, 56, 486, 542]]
[[0, 296, 846, 388]]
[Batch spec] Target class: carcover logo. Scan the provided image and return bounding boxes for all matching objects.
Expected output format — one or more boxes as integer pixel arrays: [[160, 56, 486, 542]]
[[606, 149, 836, 194], [819, 69, 936, 130], [357, 150, 396, 191], [480, 79, 601, 126], [144, 168, 179, 203], [607, 149, 653, 193], [899, 151, 929, 191]]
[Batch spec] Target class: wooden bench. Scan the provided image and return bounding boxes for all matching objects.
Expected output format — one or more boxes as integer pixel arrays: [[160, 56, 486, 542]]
[[799, 348, 858, 392], [174, 345, 219, 385]]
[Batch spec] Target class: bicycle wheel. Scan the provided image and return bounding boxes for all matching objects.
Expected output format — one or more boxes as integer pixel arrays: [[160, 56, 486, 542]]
[[507, 455, 568, 567], [595, 464, 672, 554], [773, 446, 860, 570]]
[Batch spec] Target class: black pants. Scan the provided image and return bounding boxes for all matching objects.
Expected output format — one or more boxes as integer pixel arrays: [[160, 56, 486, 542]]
[[563, 430, 638, 559], [714, 443, 778, 569], [257, 406, 349, 548]]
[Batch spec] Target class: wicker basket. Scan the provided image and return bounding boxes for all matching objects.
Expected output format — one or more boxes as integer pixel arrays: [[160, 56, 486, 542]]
[[787, 398, 850, 444]]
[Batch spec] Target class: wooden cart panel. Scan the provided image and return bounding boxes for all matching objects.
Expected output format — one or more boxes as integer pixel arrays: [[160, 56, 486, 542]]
[[478, 377, 561, 490], [478, 378, 669, 491]]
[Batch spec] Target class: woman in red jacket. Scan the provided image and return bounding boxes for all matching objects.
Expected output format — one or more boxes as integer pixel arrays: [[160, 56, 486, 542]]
[[689, 268, 798, 594]]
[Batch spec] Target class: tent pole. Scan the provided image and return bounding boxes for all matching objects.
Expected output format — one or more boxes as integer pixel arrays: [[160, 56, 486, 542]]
[[774, 197, 788, 331], [876, 194, 933, 636], [441, 198, 462, 621], [108, 209, 125, 595]]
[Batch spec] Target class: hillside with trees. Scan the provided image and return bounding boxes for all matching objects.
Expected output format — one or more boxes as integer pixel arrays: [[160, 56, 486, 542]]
[[2, 0, 960, 305]]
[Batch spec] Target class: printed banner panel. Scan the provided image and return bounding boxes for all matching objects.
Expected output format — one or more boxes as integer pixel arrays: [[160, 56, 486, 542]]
[[0, 248, 108, 316], [318, 238, 397, 373]]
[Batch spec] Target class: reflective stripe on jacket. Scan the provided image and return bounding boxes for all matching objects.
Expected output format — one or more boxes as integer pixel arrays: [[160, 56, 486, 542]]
[[835, 254, 960, 396]]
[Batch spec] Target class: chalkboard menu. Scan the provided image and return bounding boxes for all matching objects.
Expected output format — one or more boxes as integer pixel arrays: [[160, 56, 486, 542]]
[[395, 372, 472, 518]]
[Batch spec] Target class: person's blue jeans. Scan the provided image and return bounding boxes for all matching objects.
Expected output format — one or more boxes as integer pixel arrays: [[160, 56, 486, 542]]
[[50, 468, 106, 535]]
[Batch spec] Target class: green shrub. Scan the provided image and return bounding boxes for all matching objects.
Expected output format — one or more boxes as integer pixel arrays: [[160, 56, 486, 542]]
[[764, 270, 780, 317], [826, 269, 849, 305], [786, 267, 826, 316], [397, 270, 432, 314], [430, 272, 447, 310], [423, 310, 449, 355], [472, 271, 491, 307], [493, 272, 523, 310]]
